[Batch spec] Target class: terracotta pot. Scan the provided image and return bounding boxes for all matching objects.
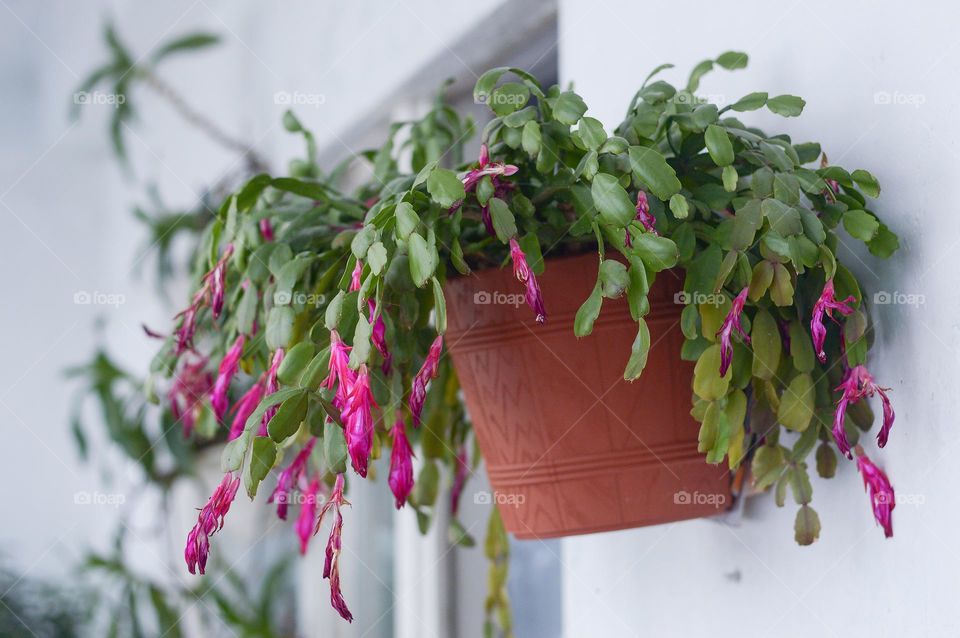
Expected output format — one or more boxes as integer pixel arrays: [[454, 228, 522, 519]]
[[444, 253, 731, 539]]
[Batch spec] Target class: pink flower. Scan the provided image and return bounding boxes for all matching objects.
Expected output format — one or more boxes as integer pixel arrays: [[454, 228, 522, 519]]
[[350, 260, 363, 292], [268, 438, 316, 520], [457, 144, 519, 234], [227, 376, 264, 440], [635, 191, 657, 235], [509, 238, 547, 324], [259, 218, 275, 242], [833, 364, 895, 458], [716, 287, 750, 377], [341, 365, 378, 477], [409, 335, 443, 427], [169, 356, 213, 437], [259, 349, 285, 436], [855, 446, 895, 538], [369, 300, 392, 375], [184, 472, 240, 575], [172, 244, 234, 354], [322, 331, 356, 411], [388, 418, 414, 509], [450, 446, 470, 516], [210, 335, 245, 422], [315, 474, 353, 622], [810, 279, 855, 363], [295, 476, 322, 554], [461, 144, 519, 193]]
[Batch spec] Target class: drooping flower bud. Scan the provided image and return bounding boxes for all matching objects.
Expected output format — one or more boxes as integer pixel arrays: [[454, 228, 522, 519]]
[[369, 300, 392, 375], [854, 446, 895, 538], [716, 287, 751, 377], [409, 335, 443, 427], [268, 438, 316, 520], [635, 191, 657, 235], [341, 365, 378, 477], [210, 335, 245, 422], [295, 476, 322, 554], [184, 472, 240, 575], [810, 279, 855, 363], [388, 418, 414, 509], [259, 218, 275, 242], [350, 260, 363, 292], [508, 238, 547, 324], [227, 376, 264, 440]]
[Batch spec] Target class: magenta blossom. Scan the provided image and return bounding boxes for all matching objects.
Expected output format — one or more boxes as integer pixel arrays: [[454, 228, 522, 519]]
[[268, 437, 316, 520], [341, 365, 378, 477], [833, 364, 895, 458], [184, 472, 240, 575], [409, 335, 443, 427], [173, 244, 234, 354], [296, 476, 322, 554], [461, 143, 519, 193], [450, 445, 470, 516], [458, 144, 519, 235], [810, 279, 855, 363], [259, 218, 275, 242], [210, 335, 245, 422], [350, 260, 363, 292], [855, 446, 895, 538], [629, 191, 658, 246], [508, 238, 547, 324], [169, 356, 213, 437], [716, 287, 751, 377], [227, 376, 264, 440], [259, 349, 285, 436], [315, 474, 353, 622], [322, 331, 356, 411], [368, 300, 392, 375], [388, 418, 414, 509]]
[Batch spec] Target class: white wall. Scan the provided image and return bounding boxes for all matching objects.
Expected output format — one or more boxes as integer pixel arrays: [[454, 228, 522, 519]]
[[559, 1, 959, 636], [0, 0, 517, 633]]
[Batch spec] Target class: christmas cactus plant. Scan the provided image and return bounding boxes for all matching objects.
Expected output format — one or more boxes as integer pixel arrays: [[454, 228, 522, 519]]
[[151, 52, 900, 623]]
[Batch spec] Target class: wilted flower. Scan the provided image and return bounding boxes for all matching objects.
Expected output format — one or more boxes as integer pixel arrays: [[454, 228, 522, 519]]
[[833, 364, 895, 458], [409, 335, 443, 427], [854, 446, 895, 538], [184, 472, 240, 575], [635, 191, 657, 235], [173, 301, 200, 355], [388, 417, 414, 509], [810, 279, 855, 363], [259, 218, 275, 242], [259, 349, 285, 436], [716, 287, 750, 377], [450, 446, 470, 516], [315, 474, 352, 622], [322, 331, 356, 410], [341, 365, 378, 477], [295, 476, 322, 554], [227, 376, 264, 440], [210, 335, 245, 422], [350, 260, 363, 292], [508, 238, 547, 324], [268, 437, 316, 520], [169, 356, 213, 437]]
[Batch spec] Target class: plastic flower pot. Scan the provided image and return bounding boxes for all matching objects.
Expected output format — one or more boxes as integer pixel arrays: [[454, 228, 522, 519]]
[[444, 253, 732, 539]]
